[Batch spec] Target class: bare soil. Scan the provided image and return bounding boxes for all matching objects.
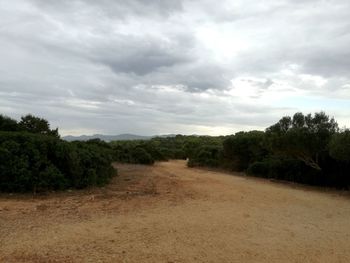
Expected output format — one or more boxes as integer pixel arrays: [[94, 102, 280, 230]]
[[1, 160, 350, 263]]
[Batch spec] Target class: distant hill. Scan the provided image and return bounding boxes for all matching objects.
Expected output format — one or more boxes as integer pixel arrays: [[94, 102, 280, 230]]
[[62, 133, 176, 142]]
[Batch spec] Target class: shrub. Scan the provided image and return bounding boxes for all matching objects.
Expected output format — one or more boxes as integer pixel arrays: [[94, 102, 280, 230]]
[[188, 145, 222, 168], [0, 131, 116, 193], [329, 130, 350, 162], [223, 131, 267, 171], [130, 147, 154, 165]]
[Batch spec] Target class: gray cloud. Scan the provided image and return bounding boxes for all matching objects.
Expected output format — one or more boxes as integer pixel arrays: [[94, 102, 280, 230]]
[[0, 0, 349, 135], [31, 0, 183, 19], [92, 35, 194, 76]]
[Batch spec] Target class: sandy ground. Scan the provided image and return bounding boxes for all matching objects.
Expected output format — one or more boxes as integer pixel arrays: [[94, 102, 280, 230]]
[[1, 160, 350, 263]]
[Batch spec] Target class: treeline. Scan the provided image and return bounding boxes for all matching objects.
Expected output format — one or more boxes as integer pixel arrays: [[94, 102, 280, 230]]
[[2, 111, 349, 192], [110, 135, 225, 166], [0, 114, 116, 193], [111, 112, 350, 189], [195, 112, 350, 188]]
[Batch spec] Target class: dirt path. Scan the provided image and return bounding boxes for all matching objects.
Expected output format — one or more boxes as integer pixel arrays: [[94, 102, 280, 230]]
[[1, 160, 350, 262]]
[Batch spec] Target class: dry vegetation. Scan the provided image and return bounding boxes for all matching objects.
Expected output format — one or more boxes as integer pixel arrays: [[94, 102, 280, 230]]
[[1, 160, 350, 262]]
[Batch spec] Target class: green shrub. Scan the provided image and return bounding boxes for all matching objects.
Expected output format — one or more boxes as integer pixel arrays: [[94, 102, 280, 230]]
[[188, 145, 222, 168], [329, 130, 350, 162], [130, 147, 154, 165], [247, 161, 269, 177], [223, 131, 267, 171], [0, 131, 116, 193]]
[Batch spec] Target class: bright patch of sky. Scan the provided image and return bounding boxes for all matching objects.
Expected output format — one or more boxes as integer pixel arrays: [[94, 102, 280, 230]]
[[1, 0, 349, 135]]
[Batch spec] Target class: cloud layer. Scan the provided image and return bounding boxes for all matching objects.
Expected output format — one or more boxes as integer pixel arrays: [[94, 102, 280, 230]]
[[1, 0, 349, 135]]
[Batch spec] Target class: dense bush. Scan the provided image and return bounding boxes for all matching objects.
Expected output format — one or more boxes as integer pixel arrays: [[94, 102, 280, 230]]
[[110, 136, 187, 164], [184, 112, 349, 189], [0, 115, 116, 193], [265, 112, 338, 170], [329, 130, 350, 162], [111, 140, 156, 164], [4, 111, 348, 192], [247, 158, 318, 183], [223, 131, 267, 171], [187, 145, 222, 167], [0, 115, 20, 131], [90, 111, 350, 189], [186, 136, 225, 167], [243, 112, 349, 188], [130, 147, 154, 165], [110, 135, 225, 167]]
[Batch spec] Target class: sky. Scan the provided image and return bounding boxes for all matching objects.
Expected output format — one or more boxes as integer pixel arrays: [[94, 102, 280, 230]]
[[0, 0, 349, 136]]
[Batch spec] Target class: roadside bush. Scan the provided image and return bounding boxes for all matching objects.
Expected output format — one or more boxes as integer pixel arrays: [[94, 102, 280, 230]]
[[188, 145, 222, 168], [36, 164, 67, 191], [329, 130, 350, 162], [70, 141, 115, 188], [223, 131, 267, 171], [130, 147, 154, 165], [246, 161, 269, 177], [0, 131, 116, 193], [247, 157, 325, 186]]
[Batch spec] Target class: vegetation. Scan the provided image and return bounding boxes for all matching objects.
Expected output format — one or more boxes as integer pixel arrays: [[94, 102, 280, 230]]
[[222, 131, 267, 171], [1, 111, 349, 192], [108, 111, 349, 189], [227, 112, 349, 188], [110, 135, 224, 167], [265, 112, 338, 170], [111, 137, 183, 164], [329, 130, 350, 162], [0, 114, 116, 193]]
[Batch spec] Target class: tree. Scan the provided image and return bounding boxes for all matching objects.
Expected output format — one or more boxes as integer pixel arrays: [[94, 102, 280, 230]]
[[188, 145, 222, 167], [0, 116, 116, 192], [223, 131, 266, 171], [329, 130, 350, 162], [19, 114, 59, 137], [266, 112, 338, 170], [0, 115, 20, 131]]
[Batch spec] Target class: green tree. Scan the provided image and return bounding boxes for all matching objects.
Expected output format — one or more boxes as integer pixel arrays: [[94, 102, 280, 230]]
[[0, 115, 20, 131], [188, 145, 222, 167], [266, 112, 338, 170], [329, 130, 350, 162], [19, 114, 59, 137], [223, 131, 266, 171]]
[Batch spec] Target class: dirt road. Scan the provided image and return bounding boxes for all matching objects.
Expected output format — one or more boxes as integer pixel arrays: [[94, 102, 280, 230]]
[[1, 160, 350, 262]]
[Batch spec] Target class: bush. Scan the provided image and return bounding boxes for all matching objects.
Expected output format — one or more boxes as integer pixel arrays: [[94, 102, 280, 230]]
[[188, 145, 222, 168], [223, 131, 267, 171], [36, 164, 68, 191], [329, 130, 350, 162], [247, 157, 324, 185], [0, 131, 116, 193], [130, 147, 154, 165], [247, 161, 270, 177], [0, 115, 20, 131]]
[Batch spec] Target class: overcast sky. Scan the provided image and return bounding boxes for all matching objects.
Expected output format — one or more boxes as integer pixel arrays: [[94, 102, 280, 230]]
[[1, 0, 349, 136]]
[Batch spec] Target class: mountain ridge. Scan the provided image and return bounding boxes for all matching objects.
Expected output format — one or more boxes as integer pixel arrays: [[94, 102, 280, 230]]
[[62, 133, 177, 142]]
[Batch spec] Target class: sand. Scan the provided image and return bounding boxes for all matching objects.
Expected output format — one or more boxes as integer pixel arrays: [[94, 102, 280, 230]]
[[1, 160, 350, 262]]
